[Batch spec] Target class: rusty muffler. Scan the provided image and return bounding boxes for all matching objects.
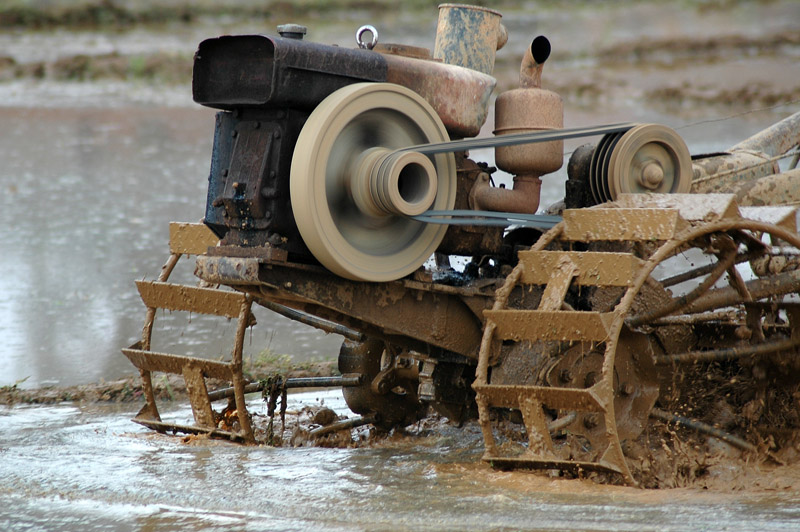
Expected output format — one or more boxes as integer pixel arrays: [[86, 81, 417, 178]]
[[471, 36, 564, 214]]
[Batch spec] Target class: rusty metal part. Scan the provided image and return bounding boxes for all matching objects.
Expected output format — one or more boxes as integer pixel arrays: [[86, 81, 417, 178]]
[[494, 36, 563, 181], [259, 299, 363, 342], [436, 156, 504, 256], [469, 173, 543, 214], [192, 34, 387, 110], [195, 255, 490, 358], [520, 36, 551, 89], [494, 88, 564, 176], [691, 112, 800, 195], [310, 414, 378, 438], [383, 52, 495, 138], [650, 409, 756, 453], [206, 374, 363, 402], [433, 4, 507, 75], [374, 42, 432, 60], [655, 337, 800, 365], [289, 83, 456, 282]]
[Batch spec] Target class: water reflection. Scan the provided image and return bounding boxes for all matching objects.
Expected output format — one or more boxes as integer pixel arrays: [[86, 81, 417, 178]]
[[0, 106, 343, 388]]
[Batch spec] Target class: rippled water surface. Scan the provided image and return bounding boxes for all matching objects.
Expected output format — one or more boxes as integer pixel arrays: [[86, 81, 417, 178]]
[[2, 390, 799, 531]]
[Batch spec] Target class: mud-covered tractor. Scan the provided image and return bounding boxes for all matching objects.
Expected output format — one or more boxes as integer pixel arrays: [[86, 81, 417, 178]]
[[124, 5, 800, 485]]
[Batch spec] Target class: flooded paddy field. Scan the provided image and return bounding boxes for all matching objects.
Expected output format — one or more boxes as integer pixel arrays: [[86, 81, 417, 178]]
[[1, 0, 800, 529], [3, 390, 800, 531]]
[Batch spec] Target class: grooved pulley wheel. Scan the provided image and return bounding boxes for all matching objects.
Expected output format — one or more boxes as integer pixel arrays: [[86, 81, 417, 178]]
[[590, 123, 692, 203], [290, 83, 456, 282]]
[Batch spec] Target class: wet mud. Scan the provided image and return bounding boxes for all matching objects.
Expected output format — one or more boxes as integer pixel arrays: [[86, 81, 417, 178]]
[[2, 1, 800, 528]]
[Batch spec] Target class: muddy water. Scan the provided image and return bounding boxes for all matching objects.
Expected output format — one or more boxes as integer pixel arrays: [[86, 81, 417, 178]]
[[0, 105, 345, 389], [1, 2, 799, 529], [2, 390, 799, 531]]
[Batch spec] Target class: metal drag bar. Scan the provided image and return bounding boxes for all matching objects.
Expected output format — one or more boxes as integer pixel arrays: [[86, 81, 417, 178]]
[[309, 414, 378, 438], [260, 299, 364, 342], [650, 408, 756, 452], [207, 374, 363, 402], [400, 122, 636, 155]]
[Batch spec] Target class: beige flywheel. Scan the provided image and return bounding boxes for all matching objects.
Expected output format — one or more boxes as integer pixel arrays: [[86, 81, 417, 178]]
[[290, 83, 456, 282]]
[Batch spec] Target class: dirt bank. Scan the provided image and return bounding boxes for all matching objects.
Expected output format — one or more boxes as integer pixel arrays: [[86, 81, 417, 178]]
[[0, 359, 337, 406]]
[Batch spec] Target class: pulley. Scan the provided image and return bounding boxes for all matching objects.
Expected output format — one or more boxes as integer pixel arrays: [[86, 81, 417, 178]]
[[290, 83, 456, 282], [589, 123, 692, 204]]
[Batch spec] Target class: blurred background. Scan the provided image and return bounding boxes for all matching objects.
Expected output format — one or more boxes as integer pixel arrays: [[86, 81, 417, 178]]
[[1, 0, 798, 388]]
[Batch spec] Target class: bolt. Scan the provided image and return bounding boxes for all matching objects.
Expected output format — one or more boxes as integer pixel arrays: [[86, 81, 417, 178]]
[[559, 368, 573, 384], [584, 371, 598, 388], [619, 382, 634, 397], [284, 281, 292, 289], [583, 414, 599, 430]]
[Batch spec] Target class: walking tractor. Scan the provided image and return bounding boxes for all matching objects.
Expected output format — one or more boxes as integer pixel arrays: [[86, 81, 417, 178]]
[[123, 4, 800, 485]]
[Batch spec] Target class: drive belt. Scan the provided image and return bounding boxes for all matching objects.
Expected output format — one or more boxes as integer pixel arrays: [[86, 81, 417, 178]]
[[405, 122, 636, 228], [411, 209, 562, 229], [400, 122, 636, 155]]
